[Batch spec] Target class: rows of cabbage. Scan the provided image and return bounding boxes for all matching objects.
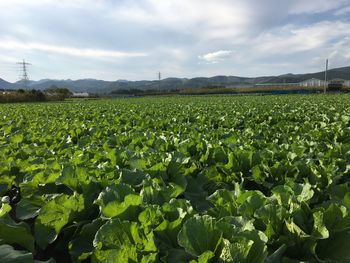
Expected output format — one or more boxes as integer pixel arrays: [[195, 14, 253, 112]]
[[0, 95, 350, 262]]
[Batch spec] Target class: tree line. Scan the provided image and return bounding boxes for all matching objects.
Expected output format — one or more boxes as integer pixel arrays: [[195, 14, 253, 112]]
[[0, 85, 73, 103]]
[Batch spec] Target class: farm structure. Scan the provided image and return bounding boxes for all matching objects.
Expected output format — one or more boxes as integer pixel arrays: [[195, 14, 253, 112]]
[[299, 78, 326, 87]]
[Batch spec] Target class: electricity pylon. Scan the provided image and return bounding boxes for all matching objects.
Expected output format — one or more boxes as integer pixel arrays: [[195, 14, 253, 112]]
[[16, 59, 31, 90]]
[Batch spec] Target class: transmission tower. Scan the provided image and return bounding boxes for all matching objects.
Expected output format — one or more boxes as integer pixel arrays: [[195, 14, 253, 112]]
[[158, 71, 161, 92], [16, 59, 31, 90]]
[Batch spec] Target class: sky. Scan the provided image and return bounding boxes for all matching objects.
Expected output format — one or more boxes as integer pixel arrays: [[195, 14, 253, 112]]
[[0, 0, 350, 82]]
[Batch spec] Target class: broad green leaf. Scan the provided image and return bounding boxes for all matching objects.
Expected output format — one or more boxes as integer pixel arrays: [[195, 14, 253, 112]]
[[101, 194, 141, 219], [35, 193, 85, 249], [316, 230, 350, 263], [96, 184, 142, 219], [219, 238, 253, 263], [16, 197, 44, 220], [265, 244, 287, 263], [10, 133, 24, 144], [141, 253, 158, 263], [118, 168, 148, 187], [0, 216, 34, 252], [138, 205, 163, 229], [56, 165, 90, 192], [178, 215, 222, 256], [93, 219, 157, 253], [208, 189, 237, 218], [160, 248, 194, 263], [217, 217, 267, 263], [197, 251, 215, 263], [92, 246, 138, 263], [0, 203, 11, 217], [312, 211, 329, 239], [254, 204, 288, 238], [69, 219, 104, 262], [322, 203, 350, 232], [237, 191, 267, 217], [166, 160, 188, 198], [0, 244, 32, 263]]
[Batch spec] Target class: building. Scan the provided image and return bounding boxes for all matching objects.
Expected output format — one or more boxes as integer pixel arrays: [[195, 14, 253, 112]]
[[343, 80, 350, 87], [299, 78, 326, 87], [72, 92, 89, 97]]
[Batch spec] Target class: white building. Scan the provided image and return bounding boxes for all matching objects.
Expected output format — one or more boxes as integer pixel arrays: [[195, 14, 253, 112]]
[[343, 80, 350, 87], [72, 92, 89, 97], [299, 78, 326, 87]]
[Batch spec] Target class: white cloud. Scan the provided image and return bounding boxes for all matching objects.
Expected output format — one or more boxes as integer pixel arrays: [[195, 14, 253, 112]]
[[0, 0, 96, 9], [111, 0, 249, 40], [334, 5, 350, 15], [199, 50, 235, 63], [0, 0, 350, 81], [254, 21, 350, 55], [290, 0, 347, 14], [0, 39, 147, 59]]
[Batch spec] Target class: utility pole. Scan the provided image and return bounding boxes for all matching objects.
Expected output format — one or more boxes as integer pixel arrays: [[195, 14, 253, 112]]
[[158, 71, 161, 92], [16, 59, 31, 90], [324, 59, 328, 94]]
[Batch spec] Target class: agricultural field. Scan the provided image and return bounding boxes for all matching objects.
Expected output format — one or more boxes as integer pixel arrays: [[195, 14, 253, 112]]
[[0, 95, 350, 263]]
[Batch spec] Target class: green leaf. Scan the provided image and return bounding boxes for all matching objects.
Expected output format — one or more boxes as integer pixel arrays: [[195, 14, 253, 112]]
[[254, 204, 288, 239], [0, 216, 35, 252], [69, 219, 104, 262], [35, 193, 85, 249], [216, 217, 267, 263], [96, 184, 142, 219], [118, 169, 148, 187], [138, 205, 163, 229], [141, 253, 158, 263], [178, 215, 222, 256], [102, 194, 141, 219], [237, 191, 266, 217], [0, 245, 32, 263], [10, 133, 24, 144], [56, 165, 90, 192], [92, 246, 138, 263], [216, 216, 255, 239], [166, 160, 188, 198], [160, 248, 194, 263], [16, 197, 44, 220], [93, 219, 156, 253], [265, 244, 287, 263], [154, 200, 191, 248], [316, 230, 350, 263], [219, 238, 254, 263], [322, 203, 350, 232], [0, 203, 11, 217], [271, 185, 294, 207], [312, 211, 329, 239], [197, 251, 215, 263], [294, 183, 314, 203], [208, 189, 237, 218]]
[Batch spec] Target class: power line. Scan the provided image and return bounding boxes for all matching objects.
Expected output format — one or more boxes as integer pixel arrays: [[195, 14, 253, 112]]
[[16, 59, 31, 90]]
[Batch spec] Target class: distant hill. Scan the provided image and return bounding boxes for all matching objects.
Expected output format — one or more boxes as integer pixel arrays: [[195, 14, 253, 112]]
[[25, 79, 111, 93], [262, 66, 350, 84], [1, 66, 350, 94], [0, 78, 15, 90]]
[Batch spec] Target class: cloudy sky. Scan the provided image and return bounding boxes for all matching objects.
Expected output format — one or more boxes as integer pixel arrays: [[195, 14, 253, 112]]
[[0, 0, 350, 82]]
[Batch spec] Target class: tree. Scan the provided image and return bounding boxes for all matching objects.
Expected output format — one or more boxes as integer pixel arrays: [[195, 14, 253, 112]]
[[45, 86, 73, 100]]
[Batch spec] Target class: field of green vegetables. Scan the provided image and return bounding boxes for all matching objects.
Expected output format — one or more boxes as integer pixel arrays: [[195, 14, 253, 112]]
[[0, 95, 350, 263]]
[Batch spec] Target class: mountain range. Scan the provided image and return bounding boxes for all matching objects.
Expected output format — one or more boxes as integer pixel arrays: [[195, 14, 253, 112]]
[[1, 66, 350, 94]]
